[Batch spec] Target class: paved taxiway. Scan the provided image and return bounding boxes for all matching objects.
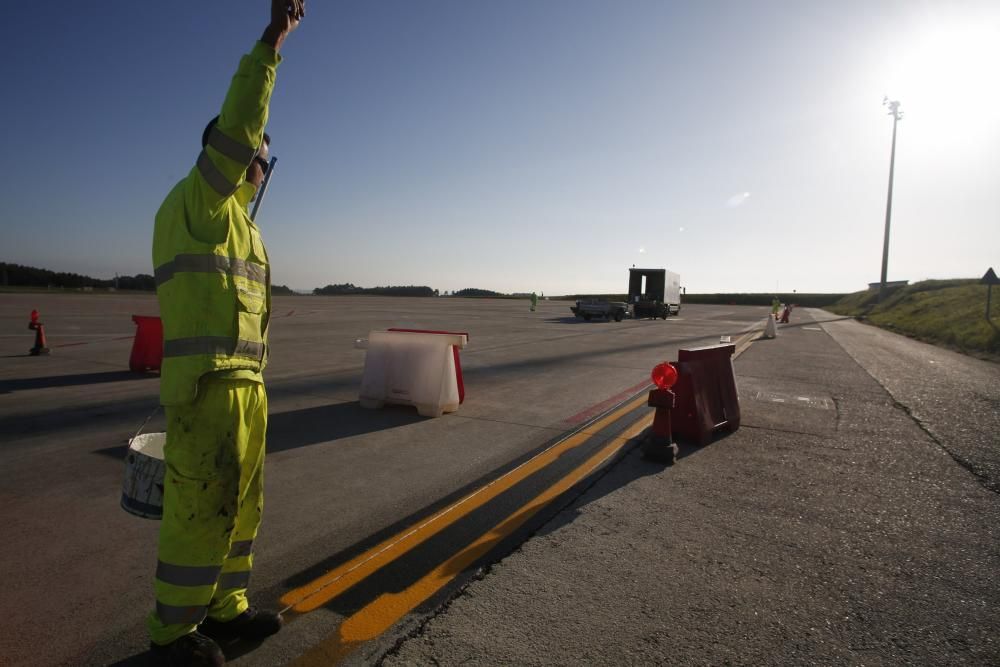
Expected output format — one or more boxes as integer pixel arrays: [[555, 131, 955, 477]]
[[2, 295, 766, 665]]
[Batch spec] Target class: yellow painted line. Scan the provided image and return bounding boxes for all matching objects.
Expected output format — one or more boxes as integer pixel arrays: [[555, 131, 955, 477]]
[[291, 415, 654, 666], [734, 319, 767, 358], [280, 393, 651, 613]]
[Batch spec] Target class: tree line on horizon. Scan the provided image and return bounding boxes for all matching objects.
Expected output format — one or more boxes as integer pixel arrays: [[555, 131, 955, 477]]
[[310, 285, 512, 298], [1, 262, 157, 291], [0, 262, 301, 294], [4, 262, 529, 299], [313, 283, 438, 297]]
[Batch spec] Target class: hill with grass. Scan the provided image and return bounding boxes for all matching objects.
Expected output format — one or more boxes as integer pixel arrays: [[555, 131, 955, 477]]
[[825, 278, 999, 359]]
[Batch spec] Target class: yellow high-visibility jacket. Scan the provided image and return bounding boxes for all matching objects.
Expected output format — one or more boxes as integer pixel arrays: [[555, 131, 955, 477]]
[[152, 42, 280, 405]]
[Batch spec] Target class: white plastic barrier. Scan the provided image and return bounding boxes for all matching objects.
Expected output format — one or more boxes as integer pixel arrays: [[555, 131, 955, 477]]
[[359, 330, 469, 417]]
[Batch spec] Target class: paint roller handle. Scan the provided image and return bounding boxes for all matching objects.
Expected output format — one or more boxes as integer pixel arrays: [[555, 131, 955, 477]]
[[131, 405, 162, 443], [250, 156, 278, 222]]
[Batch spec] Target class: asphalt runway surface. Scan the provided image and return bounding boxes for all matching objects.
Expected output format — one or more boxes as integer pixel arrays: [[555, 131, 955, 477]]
[[1, 294, 767, 666], [384, 308, 1000, 667]]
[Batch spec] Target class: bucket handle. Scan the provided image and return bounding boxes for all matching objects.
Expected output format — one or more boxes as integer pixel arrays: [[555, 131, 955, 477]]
[[131, 404, 162, 443]]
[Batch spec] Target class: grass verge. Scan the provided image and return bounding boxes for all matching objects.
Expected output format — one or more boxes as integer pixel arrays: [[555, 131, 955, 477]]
[[825, 279, 1000, 360]]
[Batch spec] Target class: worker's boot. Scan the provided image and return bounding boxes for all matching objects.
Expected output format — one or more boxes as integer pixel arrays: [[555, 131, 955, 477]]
[[200, 606, 283, 642], [149, 631, 225, 666]]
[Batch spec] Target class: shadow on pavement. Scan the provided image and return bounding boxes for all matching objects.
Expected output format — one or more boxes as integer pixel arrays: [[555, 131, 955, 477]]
[[544, 316, 615, 324], [106, 637, 267, 667], [535, 431, 735, 539], [0, 370, 156, 394], [267, 401, 424, 454], [543, 316, 671, 324], [269, 424, 720, 638], [91, 401, 424, 460]]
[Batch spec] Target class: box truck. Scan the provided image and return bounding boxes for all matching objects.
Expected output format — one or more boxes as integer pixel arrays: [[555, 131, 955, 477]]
[[628, 268, 681, 319], [569, 268, 682, 322]]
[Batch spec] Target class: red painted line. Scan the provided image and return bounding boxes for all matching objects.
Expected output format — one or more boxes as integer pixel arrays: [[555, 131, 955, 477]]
[[562, 379, 652, 425]]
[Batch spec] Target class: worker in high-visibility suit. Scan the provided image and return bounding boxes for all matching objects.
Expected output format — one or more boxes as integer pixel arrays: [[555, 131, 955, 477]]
[[148, 2, 305, 664]]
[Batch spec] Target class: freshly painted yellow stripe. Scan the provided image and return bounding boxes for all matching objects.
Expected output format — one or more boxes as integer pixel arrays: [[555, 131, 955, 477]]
[[292, 415, 653, 666], [735, 321, 766, 356], [280, 393, 650, 613]]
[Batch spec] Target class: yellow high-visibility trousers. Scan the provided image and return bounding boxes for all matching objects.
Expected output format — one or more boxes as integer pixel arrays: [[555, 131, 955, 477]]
[[148, 377, 267, 645]]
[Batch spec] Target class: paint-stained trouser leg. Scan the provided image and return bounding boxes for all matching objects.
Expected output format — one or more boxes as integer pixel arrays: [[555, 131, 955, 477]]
[[148, 378, 267, 645], [209, 398, 266, 622]]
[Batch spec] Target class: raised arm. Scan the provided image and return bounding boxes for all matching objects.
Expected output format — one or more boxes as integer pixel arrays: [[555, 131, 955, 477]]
[[191, 1, 305, 215], [262, 0, 305, 51]]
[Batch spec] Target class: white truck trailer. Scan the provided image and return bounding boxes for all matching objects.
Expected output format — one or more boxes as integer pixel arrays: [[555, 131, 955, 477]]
[[628, 268, 681, 319]]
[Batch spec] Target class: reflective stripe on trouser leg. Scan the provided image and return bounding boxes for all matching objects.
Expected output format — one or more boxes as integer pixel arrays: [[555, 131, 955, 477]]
[[209, 390, 266, 622], [148, 378, 267, 645]]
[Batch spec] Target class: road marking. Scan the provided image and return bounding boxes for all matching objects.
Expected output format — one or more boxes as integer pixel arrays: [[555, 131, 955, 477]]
[[752, 390, 833, 410], [291, 415, 653, 666], [279, 393, 650, 614], [735, 323, 764, 356], [288, 324, 761, 662], [563, 379, 652, 425]]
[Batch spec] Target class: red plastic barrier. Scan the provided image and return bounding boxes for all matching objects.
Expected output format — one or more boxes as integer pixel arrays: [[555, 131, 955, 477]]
[[130, 315, 163, 373], [386, 328, 468, 403], [671, 343, 740, 446]]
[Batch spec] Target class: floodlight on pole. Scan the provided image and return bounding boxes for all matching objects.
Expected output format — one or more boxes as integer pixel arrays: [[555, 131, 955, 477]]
[[879, 98, 903, 303]]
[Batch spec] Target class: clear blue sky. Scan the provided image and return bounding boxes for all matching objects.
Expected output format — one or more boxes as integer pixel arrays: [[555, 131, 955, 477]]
[[3, 0, 998, 294]]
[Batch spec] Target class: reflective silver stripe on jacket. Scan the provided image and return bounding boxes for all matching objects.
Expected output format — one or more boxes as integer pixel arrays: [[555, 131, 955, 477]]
[[228, 540, 254, 558], [163, 337, 264, 360], [154, 254, 267, 287], [207, 126, 258, 165], [156, 561, 222, 588], [156, 601, 208, 626], [197, 150, 238, 196], [217, 571, 252, 591]]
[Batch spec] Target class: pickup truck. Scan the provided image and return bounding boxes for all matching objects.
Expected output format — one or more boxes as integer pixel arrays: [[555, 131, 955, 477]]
[[570, 299, 629, 322]]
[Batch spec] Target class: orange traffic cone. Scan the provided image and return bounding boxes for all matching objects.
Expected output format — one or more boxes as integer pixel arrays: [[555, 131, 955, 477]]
[[29, 310, 50, 356]]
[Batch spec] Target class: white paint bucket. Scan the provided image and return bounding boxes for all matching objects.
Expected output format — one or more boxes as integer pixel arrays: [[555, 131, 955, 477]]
[[121, 432, 166, 519]]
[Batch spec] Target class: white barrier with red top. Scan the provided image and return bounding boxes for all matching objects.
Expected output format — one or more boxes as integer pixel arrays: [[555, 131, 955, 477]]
[[359, 329, 469, 417]]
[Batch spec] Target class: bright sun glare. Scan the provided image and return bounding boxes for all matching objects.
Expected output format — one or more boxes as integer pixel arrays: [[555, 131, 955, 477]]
[[883, 17, 1000, 142]]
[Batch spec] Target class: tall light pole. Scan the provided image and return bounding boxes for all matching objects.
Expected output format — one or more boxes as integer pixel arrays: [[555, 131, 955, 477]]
[[879, 98, 903, 302]]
